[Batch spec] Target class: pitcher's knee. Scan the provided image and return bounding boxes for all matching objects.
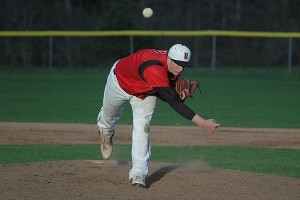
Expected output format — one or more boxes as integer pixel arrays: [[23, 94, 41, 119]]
[[133, 121, 151, 135]]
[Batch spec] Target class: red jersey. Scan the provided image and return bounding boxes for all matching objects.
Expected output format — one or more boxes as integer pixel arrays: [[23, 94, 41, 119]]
[[115, 49, 177, 98]]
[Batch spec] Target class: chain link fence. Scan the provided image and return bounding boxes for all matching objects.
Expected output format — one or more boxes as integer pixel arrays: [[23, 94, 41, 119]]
[[0, 31, 299, 72]]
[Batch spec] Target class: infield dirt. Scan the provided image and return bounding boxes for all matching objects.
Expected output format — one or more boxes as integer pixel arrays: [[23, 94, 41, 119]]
[[0, 122, 299, 200]]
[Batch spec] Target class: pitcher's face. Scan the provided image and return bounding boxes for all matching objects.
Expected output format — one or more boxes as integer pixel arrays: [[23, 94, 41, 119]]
[[167, 57, 184, 76]]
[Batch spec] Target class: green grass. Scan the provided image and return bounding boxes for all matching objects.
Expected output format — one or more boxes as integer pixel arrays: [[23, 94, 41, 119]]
[[1, 144, 299, 179], [0, 67, 300, 128], [0, 68, 107, 123], [1, 67, 300, 180], [153, 67, 300, 127]]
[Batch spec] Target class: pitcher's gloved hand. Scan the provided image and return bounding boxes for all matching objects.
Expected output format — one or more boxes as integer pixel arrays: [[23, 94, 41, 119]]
[[175, 78, 201, 101]]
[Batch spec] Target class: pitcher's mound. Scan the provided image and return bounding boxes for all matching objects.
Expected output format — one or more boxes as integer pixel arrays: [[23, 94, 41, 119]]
[[1, 160, 299, 200]]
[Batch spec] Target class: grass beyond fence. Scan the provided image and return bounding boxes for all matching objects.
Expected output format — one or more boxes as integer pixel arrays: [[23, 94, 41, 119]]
[[0, 67, 299, 128], [1, 67, 299, 179]]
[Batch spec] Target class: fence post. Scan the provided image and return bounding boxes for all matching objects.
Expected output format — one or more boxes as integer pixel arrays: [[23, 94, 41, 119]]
[[288, 38, 293, 73], [129, 35, 134, 54], [48, 36, 53, 70], [212, 35, 217, 70]]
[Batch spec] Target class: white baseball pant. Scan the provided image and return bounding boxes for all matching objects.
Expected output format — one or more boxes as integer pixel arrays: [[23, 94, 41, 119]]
[[97, 61, 157, 179]]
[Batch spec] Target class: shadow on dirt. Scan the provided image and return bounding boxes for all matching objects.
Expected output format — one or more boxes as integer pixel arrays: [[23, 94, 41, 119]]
[[146, 165, 182, 189]]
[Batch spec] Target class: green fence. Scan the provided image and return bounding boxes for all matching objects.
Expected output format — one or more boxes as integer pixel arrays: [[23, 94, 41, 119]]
[[1, 30, 299, 71]]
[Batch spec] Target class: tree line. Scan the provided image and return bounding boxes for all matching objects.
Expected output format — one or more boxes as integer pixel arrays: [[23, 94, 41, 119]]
[[0, 0, 299, 68]]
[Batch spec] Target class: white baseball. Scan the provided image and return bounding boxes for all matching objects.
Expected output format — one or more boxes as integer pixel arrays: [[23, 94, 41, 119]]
[[143, 8, 153, 18]]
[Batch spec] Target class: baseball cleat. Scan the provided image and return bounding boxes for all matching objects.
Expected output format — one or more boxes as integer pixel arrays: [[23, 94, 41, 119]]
[[98, 130, 113, 160], [130, 175, 146, 188]]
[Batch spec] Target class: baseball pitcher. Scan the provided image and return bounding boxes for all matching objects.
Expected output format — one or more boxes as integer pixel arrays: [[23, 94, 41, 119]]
[[97, 44, 220, 188]]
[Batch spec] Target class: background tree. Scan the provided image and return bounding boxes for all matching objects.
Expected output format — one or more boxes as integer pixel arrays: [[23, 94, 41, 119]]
[[0, 0, 299, 68]]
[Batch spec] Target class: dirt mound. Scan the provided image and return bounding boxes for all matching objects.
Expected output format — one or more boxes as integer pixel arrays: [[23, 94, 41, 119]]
[[0, 122, 300, 200], [1, 160, 299, 200]]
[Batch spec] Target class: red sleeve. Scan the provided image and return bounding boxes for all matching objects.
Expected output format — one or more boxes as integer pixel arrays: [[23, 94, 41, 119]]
[[143, 66, 170, 88]]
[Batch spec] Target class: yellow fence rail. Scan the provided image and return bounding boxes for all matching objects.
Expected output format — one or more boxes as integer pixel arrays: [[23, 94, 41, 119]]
[[0, 30, 298, 72], [0, 30, 300, 38]]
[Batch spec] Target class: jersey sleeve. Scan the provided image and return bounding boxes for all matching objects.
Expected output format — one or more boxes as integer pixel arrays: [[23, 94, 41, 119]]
[[154, 86, 196, 120]]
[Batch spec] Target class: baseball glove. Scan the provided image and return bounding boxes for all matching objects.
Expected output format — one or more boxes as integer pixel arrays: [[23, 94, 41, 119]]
[[175, 78, 201, 100]]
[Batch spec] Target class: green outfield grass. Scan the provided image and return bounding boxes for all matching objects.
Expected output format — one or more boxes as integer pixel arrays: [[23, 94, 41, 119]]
[[0, 67, 299, 127], [0, 144, 299, 179], [1, 67, 300, 179]]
